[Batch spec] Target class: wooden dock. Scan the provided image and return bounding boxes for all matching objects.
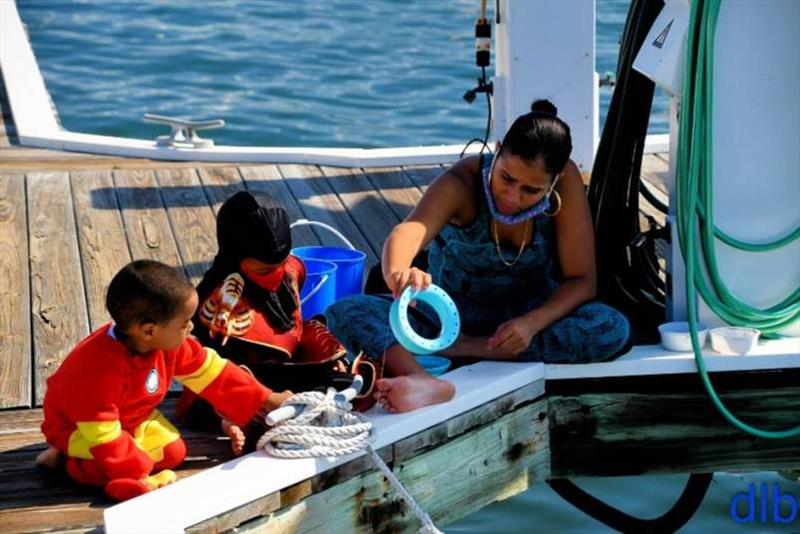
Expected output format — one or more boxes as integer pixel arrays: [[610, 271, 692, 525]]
[[6, 68, 796, 534]]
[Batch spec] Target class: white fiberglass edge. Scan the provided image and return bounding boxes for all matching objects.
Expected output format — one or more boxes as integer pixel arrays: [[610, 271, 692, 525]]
[[103, 361, 547, 533], [0, 0, 59, 137], [104, 339, 798, 533], [546, 337, 800, 380], [2, 1, 667, 167]]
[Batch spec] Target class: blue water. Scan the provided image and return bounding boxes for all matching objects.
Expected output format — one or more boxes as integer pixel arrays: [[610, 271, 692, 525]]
[[15, 1, 797, 532], [18, 0, 667, 149]]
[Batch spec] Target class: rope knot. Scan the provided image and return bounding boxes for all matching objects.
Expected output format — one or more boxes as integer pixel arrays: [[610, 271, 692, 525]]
[[256, 388, 372, 458]]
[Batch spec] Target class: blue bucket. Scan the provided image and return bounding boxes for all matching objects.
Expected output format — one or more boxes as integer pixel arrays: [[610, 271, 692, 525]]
[[290, 220, 366, 300], [298, 258, 337, 318], [293, 246, 366, 300]]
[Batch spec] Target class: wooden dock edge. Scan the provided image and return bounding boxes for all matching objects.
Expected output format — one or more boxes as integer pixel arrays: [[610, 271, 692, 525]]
[[190, 383, 550, 534], [547, 369, 800, 478], [185, 368, 800, 533]]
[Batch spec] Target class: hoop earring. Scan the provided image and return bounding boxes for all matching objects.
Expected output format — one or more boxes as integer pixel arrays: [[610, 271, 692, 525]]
[[543, 190, 562, 217]]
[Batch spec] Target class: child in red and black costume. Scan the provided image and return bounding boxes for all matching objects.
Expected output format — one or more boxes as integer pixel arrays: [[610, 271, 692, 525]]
[[177, 191, 380, 451], [37, 260, 292, 502]]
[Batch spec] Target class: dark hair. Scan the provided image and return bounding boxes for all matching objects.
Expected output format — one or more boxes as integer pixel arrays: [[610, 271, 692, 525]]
[[499, 99, 573, 175], [197, 191, 297, 333], [216, 191, 291, 264], [106, 260, 194, 331]]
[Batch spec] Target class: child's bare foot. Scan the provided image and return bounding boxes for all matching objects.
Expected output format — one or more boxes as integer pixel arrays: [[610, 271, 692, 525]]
[[35, 446, 63, 469], [221, 418, 245, 456], [374, 374, 455, 413]]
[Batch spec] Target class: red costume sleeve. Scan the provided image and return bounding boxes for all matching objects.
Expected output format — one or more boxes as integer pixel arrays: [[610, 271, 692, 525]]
[[174, 337, 271, 427], [61, 363, 154, 481]]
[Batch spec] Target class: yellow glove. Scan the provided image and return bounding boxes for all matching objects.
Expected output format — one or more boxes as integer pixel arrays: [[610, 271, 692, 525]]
[[144, 469, 177, 490]]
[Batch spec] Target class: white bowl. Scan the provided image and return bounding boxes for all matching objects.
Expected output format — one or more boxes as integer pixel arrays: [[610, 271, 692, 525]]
[[709, 327, 760, 355], [658, 321, 708, 352]]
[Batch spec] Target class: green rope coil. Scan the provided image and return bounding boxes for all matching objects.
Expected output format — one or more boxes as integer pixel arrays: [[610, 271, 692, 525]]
[[676, 0, 800, 439]]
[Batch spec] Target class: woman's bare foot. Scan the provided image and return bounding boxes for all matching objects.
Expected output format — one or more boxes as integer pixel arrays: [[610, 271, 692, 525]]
[[221, 418, 245, 456], [374, 374, 455, 413], [35, 446, 63, 469]]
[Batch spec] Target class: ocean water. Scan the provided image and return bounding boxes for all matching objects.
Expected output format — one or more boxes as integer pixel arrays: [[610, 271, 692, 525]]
[[17, 0, 667, 148], [15, 1, 797, 532]]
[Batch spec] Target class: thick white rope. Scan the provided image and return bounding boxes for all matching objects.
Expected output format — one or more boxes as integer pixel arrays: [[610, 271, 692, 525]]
[[256, 388, 371, 458], [256, 388, 443, 534]]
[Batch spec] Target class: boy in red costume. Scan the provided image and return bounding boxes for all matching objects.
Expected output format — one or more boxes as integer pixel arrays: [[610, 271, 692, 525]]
[[37, 260, 292, 502]]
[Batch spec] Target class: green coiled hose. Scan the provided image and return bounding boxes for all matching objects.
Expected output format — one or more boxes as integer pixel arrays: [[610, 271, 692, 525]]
[[676, 0, 800, 439]]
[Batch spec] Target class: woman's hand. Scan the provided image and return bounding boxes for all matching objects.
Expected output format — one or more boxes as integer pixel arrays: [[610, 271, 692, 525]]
[[385, 267, 432, 299], [487, 317, 538, 356]]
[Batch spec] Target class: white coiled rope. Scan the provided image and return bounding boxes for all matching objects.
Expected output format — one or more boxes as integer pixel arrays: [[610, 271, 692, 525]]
[[256, 387, 443, 534], [256, 388, 371, 458]]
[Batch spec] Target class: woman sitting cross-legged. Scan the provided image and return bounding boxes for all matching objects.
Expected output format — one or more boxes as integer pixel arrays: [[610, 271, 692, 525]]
[[325, 99, 631, 413]]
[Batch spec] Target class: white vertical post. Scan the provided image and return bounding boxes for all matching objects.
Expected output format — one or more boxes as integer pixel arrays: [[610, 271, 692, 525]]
[[666, 97, 687, 322], [493, 0, 597, 172]]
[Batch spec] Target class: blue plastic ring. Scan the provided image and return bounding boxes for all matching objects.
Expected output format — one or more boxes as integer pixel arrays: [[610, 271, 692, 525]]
[[389, 284, 461, 355]]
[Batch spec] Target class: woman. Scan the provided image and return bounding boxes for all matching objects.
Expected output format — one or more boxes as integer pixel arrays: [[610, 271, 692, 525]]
[[326, 100, 630, 413]]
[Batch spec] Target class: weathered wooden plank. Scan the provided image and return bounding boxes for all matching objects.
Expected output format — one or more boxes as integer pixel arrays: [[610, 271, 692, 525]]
[[548, 374, 800, 477], [0, 148, 241, 173], [71, 171, 132, 330], [0, 397, 234, 534], [155, 168, 218, 284], [187, 445, 396, 534], [0, 503, 105, 534], [237, 399, 550, 533], [319, 165, 399, 258], [362, 166, 423, 222], [196, 166, 247, 215], [394, 399, 550, 526], [0, 407, 43, 437], [393, 381, 546, 461], [237, 165, 320, 249], [641, 152, 669, 194], [27, 172, 90, 405], [278, 164, 378, 268], [0, 174, 31, 408], [402, 165, 442, 193], [113, 169, 182, 268], [188, 383, 547, 533]]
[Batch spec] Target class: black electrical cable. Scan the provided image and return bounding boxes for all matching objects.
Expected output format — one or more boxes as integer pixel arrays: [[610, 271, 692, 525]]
[[548, 474, 713, 533], [640, 180, 669, 214], [461, 9, 493, 159], [460, 70, 492, 159], [552, 2, 713, 527], [588, 0, 667, 344]]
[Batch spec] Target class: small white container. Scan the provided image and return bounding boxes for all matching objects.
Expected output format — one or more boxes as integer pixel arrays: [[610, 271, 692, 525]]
[[658, 321, 708, 352], [709, 327, 761, 355]]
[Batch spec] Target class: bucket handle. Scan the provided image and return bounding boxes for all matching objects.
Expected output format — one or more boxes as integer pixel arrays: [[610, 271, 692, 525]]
[[290, 219, 356, 250], [299, 273, 330, 306]]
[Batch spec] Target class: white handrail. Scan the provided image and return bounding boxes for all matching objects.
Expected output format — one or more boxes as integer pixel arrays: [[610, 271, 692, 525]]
[[298, 273, 330, 306], [290, 219, 356, 250]]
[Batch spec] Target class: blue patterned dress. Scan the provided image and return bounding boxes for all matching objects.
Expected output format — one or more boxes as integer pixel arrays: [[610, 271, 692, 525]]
[[326, 156, 630, 363]]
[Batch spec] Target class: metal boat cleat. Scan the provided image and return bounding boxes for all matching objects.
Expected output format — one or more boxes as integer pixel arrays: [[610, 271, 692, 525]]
[[144, 113, 225, 148]]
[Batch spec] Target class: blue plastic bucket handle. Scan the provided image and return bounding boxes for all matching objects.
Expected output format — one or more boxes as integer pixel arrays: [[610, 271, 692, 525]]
[[299, 258, 337, 318], [389, 284, 461, 355]]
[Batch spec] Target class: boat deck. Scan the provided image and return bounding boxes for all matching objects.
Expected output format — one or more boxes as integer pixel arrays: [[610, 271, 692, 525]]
[[0, 70, 673, 532]]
